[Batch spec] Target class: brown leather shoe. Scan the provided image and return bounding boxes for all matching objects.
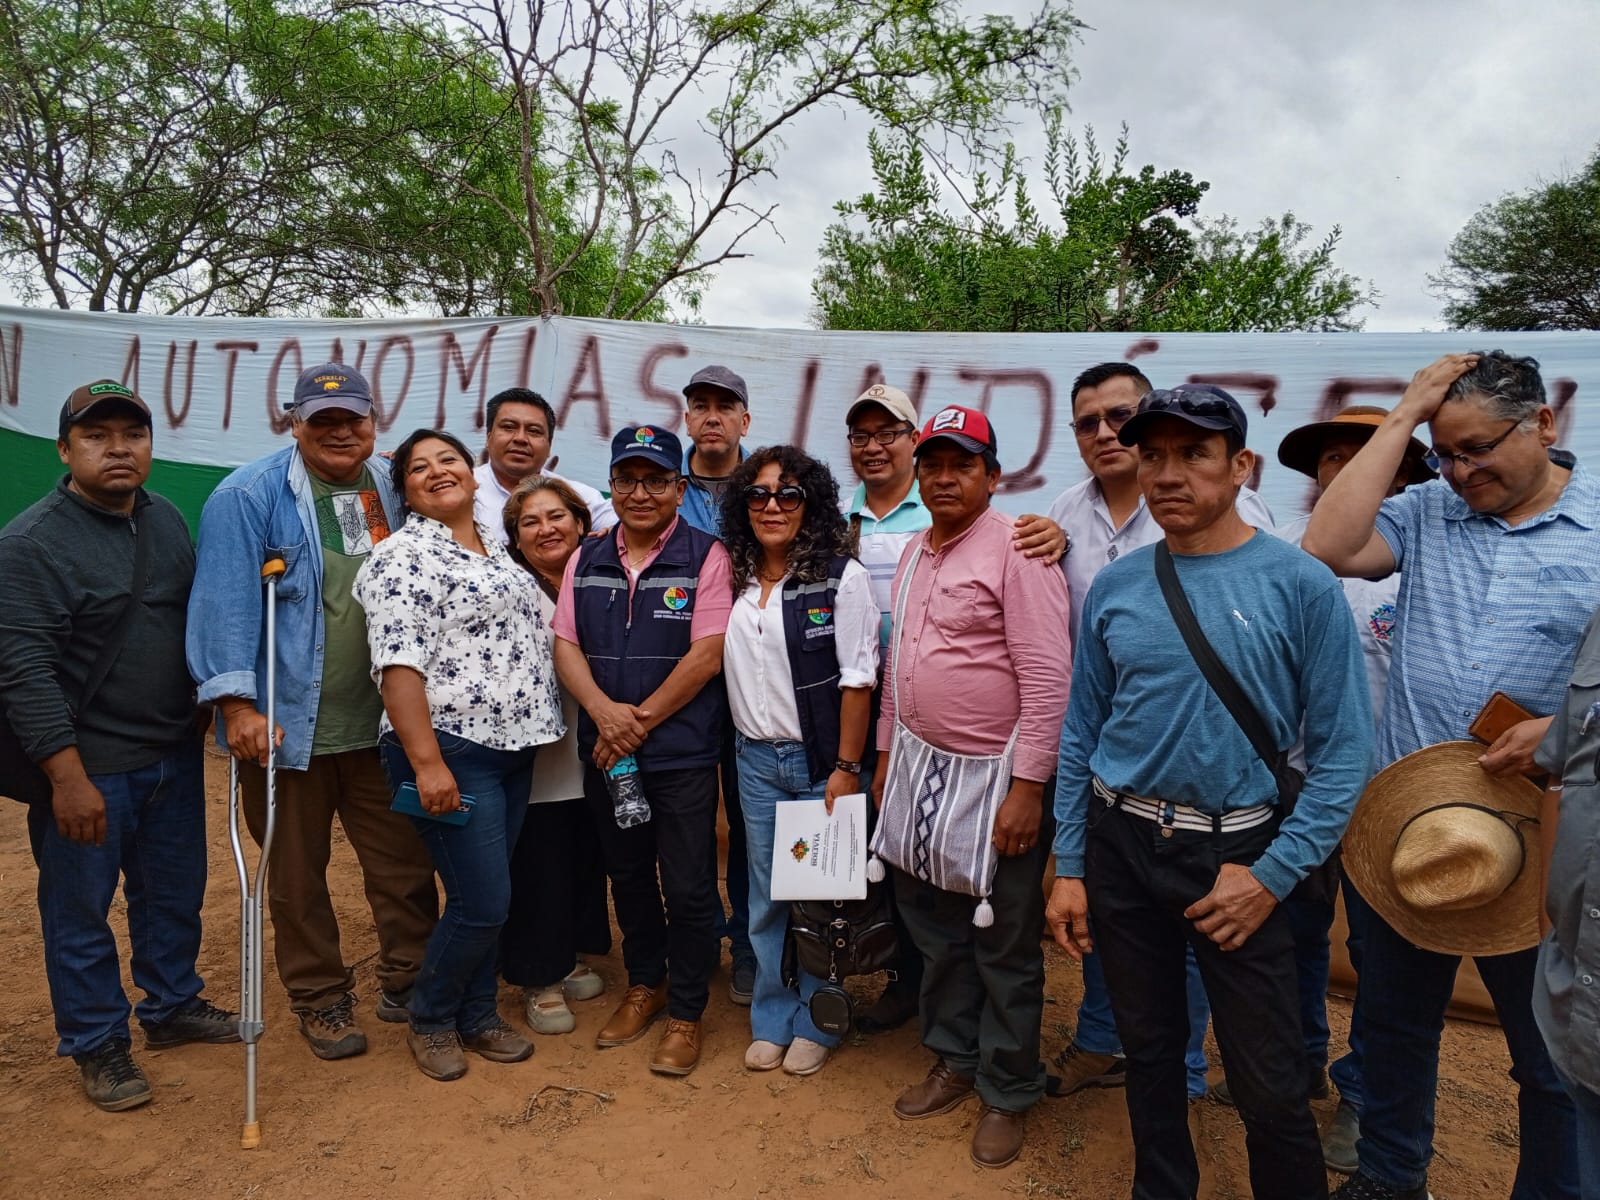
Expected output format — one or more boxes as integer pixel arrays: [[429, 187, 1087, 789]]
[[893, 1059, 976, 1120], [595, 982, 667, 1048], [648, 1018, 701, 1076], [970, 1104, 1027, 1169]]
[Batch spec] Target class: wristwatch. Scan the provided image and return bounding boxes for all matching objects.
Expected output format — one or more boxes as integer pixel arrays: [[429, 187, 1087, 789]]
[[834, 758, 862, 774]]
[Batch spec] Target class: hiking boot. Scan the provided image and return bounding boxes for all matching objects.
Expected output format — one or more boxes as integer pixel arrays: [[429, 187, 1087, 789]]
[[407, 1028, 467, 1081], [298, 994, 367, 1060], [462, 1020, 534, 1063], [1330, 1172, 1430, 1200], [728, 957, 756, 1006], [1323, 1100, 1360, 1174], [75, 1038, 152, 1112], [376, 988, 411, 1024], [1049, 1040, 1127, 1094], [142, 997, 241, 1048]]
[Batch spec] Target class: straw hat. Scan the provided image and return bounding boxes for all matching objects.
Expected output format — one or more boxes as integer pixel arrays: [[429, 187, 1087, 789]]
[[1277, 405, 1436, 487], [1342, 740, 1543, 956]]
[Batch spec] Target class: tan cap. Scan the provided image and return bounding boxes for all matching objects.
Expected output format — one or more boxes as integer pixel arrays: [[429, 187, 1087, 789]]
[[846, 383, 917, 428], [1342, 741, 1543, 956]]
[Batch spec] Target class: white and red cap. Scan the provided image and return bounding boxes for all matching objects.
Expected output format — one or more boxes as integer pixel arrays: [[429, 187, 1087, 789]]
[[912, 405, 998, 459]]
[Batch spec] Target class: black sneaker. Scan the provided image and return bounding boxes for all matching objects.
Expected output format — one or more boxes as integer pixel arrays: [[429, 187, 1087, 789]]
[[1331, 1172, 1430, 1200], [857, 982, 920, 1034], [74, 1038, 152, 1112], [143, 998, 241, 1048], [297, 994, 367, 1060], [376, 988, 411, 1024], [729, 957, 756, 1006]]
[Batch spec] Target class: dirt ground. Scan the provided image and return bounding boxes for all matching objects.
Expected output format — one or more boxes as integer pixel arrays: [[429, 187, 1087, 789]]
[[0, 756, 1522, 1199]]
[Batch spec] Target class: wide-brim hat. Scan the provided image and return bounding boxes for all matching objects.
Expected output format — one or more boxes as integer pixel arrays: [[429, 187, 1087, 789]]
[[1343, 741, 1543, 956], [1277, 405, 1436, 486]]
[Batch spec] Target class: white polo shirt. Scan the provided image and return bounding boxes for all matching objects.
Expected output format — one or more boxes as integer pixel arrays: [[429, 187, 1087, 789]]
[[473, 461, 616, 545]]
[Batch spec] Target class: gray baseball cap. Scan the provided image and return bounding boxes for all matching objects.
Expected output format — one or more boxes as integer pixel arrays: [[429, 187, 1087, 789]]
[[682, 364, 749, 408]]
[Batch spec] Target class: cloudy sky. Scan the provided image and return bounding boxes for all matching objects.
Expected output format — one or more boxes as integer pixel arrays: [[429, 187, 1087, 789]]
[[691, 0, 1600, 332]]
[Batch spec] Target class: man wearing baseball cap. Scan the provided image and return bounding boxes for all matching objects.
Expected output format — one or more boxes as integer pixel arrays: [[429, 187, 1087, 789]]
[[842, 383, 1066, 1032], [870, 404, 1071, 1168], [552, 424, 733, 1076], [188, 362, 438, 1063], [1050, 385, 1373, 1199], [0, 380, 238, 1111]]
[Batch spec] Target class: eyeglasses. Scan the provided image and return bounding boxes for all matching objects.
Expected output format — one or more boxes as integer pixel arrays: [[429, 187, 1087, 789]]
[[1071, 406, 1137, 439], [846, 425, 915, 448], [1423, 419, 1523, 473], [609, 474, 678, 496], [744, 485, 805, 512]]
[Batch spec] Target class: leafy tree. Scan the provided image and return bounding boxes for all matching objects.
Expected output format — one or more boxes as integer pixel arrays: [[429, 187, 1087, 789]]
[[1431, 148, 1600, 330], [387, 0, 1084, 317], [812, 118, 1372, 333]]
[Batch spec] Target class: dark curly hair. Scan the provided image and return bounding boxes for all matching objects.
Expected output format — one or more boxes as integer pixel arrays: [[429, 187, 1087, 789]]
[[719, 444, 852, 592]]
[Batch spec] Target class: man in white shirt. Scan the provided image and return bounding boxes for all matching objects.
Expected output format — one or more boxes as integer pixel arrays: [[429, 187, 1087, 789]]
[[1045, 362, 1275, 1100], [473, 388, 614, 541]]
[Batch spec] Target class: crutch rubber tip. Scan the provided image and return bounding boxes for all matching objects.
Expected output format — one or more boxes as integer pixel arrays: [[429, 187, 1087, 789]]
[[241, 1121, 262, 1149]]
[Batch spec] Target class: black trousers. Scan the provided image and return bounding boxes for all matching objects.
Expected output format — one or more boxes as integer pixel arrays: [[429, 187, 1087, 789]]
[[1086, 802, 1325, 1200], [584, 763, 720, 1021], [499, 796, 612, 988]]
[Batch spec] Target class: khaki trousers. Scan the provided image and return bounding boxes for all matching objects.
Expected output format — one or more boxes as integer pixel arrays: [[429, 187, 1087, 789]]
[[240, 747, 438, 1011]]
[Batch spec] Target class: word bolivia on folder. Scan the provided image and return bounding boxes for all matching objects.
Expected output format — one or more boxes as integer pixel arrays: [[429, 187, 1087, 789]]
[[770, 793, 869, 901]]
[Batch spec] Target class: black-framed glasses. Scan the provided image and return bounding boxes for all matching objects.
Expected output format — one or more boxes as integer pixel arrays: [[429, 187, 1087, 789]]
[[609, 474, 678, 496], [1072, 406, 1137, 438], [744, 484, 805, 512], [846, 425, 916, 448], [1423, 419, 1523, 473]]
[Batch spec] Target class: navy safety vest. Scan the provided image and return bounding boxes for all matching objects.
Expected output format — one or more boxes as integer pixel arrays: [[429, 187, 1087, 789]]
[[570, 519, 726, 771], [779, 555, 853, 785]]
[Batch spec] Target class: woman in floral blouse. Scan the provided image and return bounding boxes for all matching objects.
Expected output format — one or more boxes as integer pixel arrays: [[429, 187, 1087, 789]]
[[354, 428, 564, 1082]]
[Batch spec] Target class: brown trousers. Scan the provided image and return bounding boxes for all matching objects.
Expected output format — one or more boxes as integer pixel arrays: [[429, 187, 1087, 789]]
[[240, 747, 438, 1011]]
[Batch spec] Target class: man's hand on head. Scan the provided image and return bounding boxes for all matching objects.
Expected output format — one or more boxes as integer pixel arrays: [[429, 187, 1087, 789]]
[[1394, 353, 1481, 427]]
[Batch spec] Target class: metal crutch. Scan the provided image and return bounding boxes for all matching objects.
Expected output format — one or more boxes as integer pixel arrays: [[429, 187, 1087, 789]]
[[227, 557, 286, 1150]]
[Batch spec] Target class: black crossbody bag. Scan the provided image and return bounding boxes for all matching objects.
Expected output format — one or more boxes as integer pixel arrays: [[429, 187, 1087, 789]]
[[1153, 542, 1341, 905], [0, 519, 151, 806]]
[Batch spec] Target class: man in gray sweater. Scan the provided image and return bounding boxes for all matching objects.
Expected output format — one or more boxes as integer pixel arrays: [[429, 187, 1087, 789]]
[[0, 381, 237, 1113]]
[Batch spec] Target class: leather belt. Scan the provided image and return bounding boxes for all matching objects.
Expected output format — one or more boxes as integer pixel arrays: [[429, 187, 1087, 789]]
[[1091, 777, 1274, 833]]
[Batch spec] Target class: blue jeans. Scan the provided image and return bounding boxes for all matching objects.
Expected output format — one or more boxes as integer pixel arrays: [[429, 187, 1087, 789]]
[[379, 732, 535, 1035], [32, 741, 207, 1056], [1078, 938, 1211, 1096], [1557, 1071, 1600, 1199], [1355, 906, 1578, 1197], [734, 735, 839, 1048], [1330, 872, 1370, 1111]]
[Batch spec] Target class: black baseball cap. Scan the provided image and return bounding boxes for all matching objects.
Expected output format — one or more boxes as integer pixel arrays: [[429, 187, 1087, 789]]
[[1117, 384, 1248, 446]]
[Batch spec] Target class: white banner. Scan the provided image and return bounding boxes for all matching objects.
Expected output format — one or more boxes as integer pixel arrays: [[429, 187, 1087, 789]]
[[2, 306, 1597, 524]]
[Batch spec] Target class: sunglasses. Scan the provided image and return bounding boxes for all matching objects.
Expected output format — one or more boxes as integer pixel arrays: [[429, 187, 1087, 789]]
[[1139, 388, 1236, 421], [744, 485, 805, 512], [1071, 406, 1137, 439]]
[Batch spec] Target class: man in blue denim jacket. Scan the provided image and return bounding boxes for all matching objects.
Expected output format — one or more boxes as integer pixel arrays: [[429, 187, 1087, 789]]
[[187, 363, 437, 1062]]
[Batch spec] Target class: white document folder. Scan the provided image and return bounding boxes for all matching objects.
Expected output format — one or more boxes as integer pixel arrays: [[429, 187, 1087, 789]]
[[769, 792, 870, 901]]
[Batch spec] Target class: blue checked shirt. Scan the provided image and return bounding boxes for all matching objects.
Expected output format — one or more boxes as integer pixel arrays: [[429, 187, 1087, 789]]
[[1374, 462, 1600, 768]]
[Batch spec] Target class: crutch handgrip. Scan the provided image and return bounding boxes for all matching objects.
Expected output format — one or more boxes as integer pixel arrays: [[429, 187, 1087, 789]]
[[261, 558, 286, 580]]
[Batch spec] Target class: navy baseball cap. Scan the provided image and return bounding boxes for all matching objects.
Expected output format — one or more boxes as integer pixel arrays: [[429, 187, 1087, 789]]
[[610, 424, 683, 474], [1117, 384, 1248, 446], [289, 362, 373, 418]]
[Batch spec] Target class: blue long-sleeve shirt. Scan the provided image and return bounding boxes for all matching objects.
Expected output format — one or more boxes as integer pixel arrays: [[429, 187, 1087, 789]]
[[1053, 530, 1373, 900]]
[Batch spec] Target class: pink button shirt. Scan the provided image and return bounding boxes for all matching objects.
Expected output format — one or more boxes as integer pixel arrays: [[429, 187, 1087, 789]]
[[876, 505, 1072, 782], [553, 516, 732, 644]]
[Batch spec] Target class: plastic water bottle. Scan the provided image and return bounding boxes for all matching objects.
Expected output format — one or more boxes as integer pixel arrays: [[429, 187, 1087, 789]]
[[606, 755, 651, 828]]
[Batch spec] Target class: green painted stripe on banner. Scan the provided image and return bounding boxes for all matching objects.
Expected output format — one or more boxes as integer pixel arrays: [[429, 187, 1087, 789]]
[[0, 426, 229, 533]]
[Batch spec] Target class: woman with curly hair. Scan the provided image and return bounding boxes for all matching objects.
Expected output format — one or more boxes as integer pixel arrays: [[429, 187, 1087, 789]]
[[717, 445, 878, 1078]]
